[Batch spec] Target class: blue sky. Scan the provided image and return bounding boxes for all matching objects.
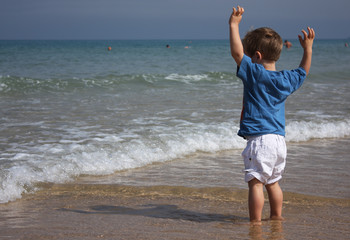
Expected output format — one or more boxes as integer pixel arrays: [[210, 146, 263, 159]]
[[1, 0, 349, 40]]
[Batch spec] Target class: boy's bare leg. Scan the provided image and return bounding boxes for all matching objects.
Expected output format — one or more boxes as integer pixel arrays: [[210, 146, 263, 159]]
[[248, 178, 264, 222], [265, 181, 284, 220]]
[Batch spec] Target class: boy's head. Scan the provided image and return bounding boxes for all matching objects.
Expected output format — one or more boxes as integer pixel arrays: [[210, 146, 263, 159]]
[[242, 27, 283, 62]]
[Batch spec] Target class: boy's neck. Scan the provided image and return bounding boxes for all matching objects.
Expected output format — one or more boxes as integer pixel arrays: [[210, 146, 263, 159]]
[[261, 60, 276, 71], [251, 52, 277, 71], [254, 58, 276, 71]]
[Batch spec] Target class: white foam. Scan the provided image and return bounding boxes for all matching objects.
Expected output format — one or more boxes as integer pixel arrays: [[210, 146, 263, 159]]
[[0, 83, 8, 92], [0, 122, 244, 203], [1, 119, 350, 203], [286, 119, 350, 142], [164, 73, 209, 83]]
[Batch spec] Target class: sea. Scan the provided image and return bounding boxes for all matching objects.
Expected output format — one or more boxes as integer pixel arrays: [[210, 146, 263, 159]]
[[0, 39, 349, 204]]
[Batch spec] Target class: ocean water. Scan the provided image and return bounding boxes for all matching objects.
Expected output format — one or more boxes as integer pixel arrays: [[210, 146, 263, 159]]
[[0, 39, 349, 203]]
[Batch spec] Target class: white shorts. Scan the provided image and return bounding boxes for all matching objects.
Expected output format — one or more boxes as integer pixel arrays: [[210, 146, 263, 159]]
[[242, 134, 287, 185]]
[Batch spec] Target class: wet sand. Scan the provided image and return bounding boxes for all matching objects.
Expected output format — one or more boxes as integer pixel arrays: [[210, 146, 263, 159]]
[[0, 184, 349, 240], [1, 138, 350, 239]]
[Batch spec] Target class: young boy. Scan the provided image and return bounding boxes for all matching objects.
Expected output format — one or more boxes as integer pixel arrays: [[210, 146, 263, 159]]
[[229, 6, 315, 222]]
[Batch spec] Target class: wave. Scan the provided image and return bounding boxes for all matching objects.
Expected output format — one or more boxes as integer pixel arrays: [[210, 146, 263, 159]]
[[1, 119, 349, 204], [286, 119, 350, 142], [0, 122, 243, 204], [0, 72, 237, 94]]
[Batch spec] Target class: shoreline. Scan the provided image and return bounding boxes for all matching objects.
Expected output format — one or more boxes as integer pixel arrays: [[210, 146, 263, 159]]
[[1, 137, 350, 239], [1, 184, 349, 240], [74, 137, 350, 199]]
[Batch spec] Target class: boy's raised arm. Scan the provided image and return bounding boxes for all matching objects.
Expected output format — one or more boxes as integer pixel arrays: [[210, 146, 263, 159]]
[[298, 27, 315, 75], [229, 6, 244, 66]]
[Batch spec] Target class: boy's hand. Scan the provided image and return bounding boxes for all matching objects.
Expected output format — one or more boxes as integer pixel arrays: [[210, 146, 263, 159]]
[[298, 27, 315, 50], [229, 5, 244, 26], [298, 27, 315, 75], [229, 5, 244, 65]]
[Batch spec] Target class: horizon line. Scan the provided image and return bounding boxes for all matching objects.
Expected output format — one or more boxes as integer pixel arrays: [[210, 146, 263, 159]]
[[0, 37, 349, 41]]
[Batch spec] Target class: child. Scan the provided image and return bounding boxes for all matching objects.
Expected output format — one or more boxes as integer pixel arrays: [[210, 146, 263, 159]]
[[229, 6, 315, 222]]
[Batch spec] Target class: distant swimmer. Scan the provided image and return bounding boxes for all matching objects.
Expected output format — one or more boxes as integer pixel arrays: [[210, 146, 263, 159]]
[[166, 44, 170, 48], [284, 40, 292, 48], [345, 43, 349, 47], [108, 46, 112, 51]]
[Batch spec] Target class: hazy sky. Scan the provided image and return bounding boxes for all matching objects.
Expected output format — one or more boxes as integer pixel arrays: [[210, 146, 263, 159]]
[[1, 0, 349, 40]]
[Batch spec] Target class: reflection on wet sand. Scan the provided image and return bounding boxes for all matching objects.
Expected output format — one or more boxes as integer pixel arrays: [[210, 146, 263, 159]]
[[249, 220, 284, 240], [0, 184, 348, 239]]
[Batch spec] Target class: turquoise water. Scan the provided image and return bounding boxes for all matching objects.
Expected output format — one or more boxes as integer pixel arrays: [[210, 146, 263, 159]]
[[0, 39, 349, 203]]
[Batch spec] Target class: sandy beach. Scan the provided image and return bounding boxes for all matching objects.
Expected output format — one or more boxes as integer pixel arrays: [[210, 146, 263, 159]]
[[1, 138, 349, 240], [0, 184, 349, 240]]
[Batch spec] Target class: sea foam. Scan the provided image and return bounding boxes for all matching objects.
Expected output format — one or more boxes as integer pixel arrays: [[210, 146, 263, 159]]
[[286, 119, 350, 142], [1, 119, 349, 203]]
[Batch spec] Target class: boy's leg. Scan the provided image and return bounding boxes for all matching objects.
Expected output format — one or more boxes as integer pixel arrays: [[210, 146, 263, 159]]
[[248, 178, 264, 222], [265, 181, 284, 220]]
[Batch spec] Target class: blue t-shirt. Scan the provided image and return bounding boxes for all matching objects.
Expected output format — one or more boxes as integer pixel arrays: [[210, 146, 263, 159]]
[[237, 54, 306, 138]]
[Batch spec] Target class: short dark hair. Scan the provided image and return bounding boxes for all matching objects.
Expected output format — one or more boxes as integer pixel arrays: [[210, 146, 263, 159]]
[[242, 27, 283, 61]]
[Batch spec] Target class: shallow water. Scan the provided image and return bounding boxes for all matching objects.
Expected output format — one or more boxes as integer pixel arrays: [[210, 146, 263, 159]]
[[75, 137, 350, 199], [1, 39, 350, 203]]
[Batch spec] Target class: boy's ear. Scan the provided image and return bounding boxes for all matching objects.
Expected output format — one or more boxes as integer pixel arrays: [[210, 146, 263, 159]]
[[251, 51, 263, 63], [255, 51, 262, 60]]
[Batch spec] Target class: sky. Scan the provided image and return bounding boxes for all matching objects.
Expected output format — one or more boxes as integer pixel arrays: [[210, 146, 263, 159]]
[[0, 0, 349, 40]]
